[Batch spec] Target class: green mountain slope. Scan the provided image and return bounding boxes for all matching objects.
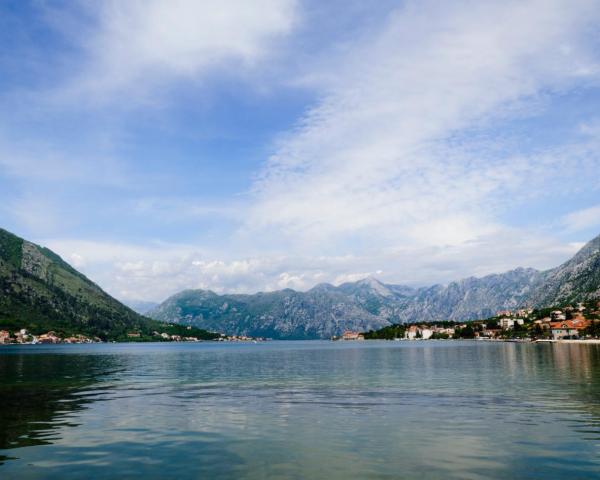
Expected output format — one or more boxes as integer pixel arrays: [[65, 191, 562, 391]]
[[0, 228, 216, 340]]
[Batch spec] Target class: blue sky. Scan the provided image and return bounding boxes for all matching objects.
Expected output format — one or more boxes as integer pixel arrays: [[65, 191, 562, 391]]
[[1, 0, 600, 302]]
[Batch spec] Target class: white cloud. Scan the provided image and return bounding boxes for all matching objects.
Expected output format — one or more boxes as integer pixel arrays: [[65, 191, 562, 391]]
[[11, 0, 600, 301], [68, 0, 298, 99], [41, 227, 581, 302], [247, 0, 600, 252], [562, 205, 600, 232]]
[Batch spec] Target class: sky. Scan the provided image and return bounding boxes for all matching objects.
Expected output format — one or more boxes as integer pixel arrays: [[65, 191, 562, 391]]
[[1, 0, 600, 303]]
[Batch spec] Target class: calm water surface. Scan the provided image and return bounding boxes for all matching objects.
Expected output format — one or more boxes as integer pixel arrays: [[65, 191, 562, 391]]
[[1, 340, 600, 479]]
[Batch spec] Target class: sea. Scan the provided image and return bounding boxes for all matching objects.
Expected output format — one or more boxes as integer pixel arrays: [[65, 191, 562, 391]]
[[1, 340, 600, 479]]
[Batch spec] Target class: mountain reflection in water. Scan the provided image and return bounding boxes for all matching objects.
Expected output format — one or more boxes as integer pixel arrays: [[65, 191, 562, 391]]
[[0, 351, 121, 461]]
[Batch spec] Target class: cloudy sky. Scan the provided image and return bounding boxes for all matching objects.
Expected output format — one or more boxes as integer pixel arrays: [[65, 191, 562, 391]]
[[1, 0, 600, 302]]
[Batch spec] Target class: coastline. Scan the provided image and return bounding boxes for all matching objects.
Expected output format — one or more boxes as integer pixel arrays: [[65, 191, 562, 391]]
[[534, 339, 600, 344]]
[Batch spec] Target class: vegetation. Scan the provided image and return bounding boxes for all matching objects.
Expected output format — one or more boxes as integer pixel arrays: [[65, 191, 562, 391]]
[[0, 228, 219, 341], [453, 324, 475, 339], [363, 324, 406, 339], [361, 298, 600, 341]]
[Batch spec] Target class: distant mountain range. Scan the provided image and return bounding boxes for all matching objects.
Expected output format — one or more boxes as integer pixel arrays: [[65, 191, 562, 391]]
[[2, 225, 598, 341], [149, 233, 600, 339], [0, 228, 211, 340], [124, 300, 159, 315]]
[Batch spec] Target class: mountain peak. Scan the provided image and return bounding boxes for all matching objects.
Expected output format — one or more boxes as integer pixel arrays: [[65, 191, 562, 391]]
[[356, 277, 393, 296], [572, 232, 600, 262], [527, 231, 600, 305], [309, 282, 336, 293], [145, 232, 600, 339], [0, 227, 155, 339]]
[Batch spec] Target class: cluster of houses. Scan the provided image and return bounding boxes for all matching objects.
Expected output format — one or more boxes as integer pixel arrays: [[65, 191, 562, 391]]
[[0, 329, 99, 345], [217, 334, 264, 342], [534, 309, 591, 340], [0, 327, 263, 345], [156, 332, 197, 342], [403, 304, 597, 341], [343, 302, 600, 342], [148, 331, 204, 342], [404, 325, 456, 339], [340, 331, 365, 341]]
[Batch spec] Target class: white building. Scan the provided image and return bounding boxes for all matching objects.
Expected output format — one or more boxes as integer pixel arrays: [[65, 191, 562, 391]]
[[420, 328, 433, 340], [405, 326, 418, 340], [499, 318, 515, 329]]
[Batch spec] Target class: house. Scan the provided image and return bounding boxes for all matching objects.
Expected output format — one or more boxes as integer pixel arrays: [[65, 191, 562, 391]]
[[550, 319, 589, 340], [533, 319, 549, 330], [550, 321, 579, 340], [0, 330, 11, 344], [38, 331, 61, 344], [405, 325, 419, 340], [482, 328, 502, 338], [551, 310, 566, 321], [435, 327, 455, 336], [418, 328, 432, 340], [341, 331, 364, 341], [14, 331, 28, 343], [127, 332, 141, 338], [499, 318, 515, 329], [64, 334, 92, 344]]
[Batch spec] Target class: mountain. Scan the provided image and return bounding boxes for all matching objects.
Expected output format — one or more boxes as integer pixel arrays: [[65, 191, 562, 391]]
[[149, 234, 600, 339], [123, 300, 160, 315], [148, 269, 543, 339], [397, 267, 542, 322], [527, 233, 600, 306], [0, 227, 214, 340], [148, 284, 393, 340]]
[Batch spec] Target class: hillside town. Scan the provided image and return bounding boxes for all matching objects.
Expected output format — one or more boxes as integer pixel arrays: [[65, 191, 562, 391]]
[[0, 327, 265, 345], [358, 301, 600, 342], [0, 329, 101, 345]]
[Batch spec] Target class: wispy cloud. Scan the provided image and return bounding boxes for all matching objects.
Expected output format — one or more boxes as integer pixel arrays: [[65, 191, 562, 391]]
[[43, 228, 581, 302], [563, 205, 600, 232], [248, 0, 600, 251], [132, 197, 243, 222], [4, 0, 600, 301], [60, 0, 298, 102]]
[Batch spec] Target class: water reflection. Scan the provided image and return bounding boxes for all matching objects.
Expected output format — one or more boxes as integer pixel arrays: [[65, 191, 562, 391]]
[[0, 342, 600, 479], [0, 350, 120, 463]]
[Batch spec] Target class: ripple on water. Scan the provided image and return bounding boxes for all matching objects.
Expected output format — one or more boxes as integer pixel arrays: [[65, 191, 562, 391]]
[[1, 341, 600, 479]]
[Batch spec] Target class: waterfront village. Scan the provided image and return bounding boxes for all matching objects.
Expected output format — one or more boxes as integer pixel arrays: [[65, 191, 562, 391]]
[[0, 327, 263, 345], [2, 301, 600, 345], [341, 300, 600, 342]]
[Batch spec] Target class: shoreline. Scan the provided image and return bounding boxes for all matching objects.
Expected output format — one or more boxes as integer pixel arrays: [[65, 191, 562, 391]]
[[534, 339, 600, 344]]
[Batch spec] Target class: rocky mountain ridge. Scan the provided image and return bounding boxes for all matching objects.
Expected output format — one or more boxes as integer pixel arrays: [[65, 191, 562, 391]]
[[149, 234, 600, 339]]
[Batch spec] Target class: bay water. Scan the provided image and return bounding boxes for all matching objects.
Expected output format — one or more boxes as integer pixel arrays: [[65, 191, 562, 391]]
[[1, 341, 600, 479]]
